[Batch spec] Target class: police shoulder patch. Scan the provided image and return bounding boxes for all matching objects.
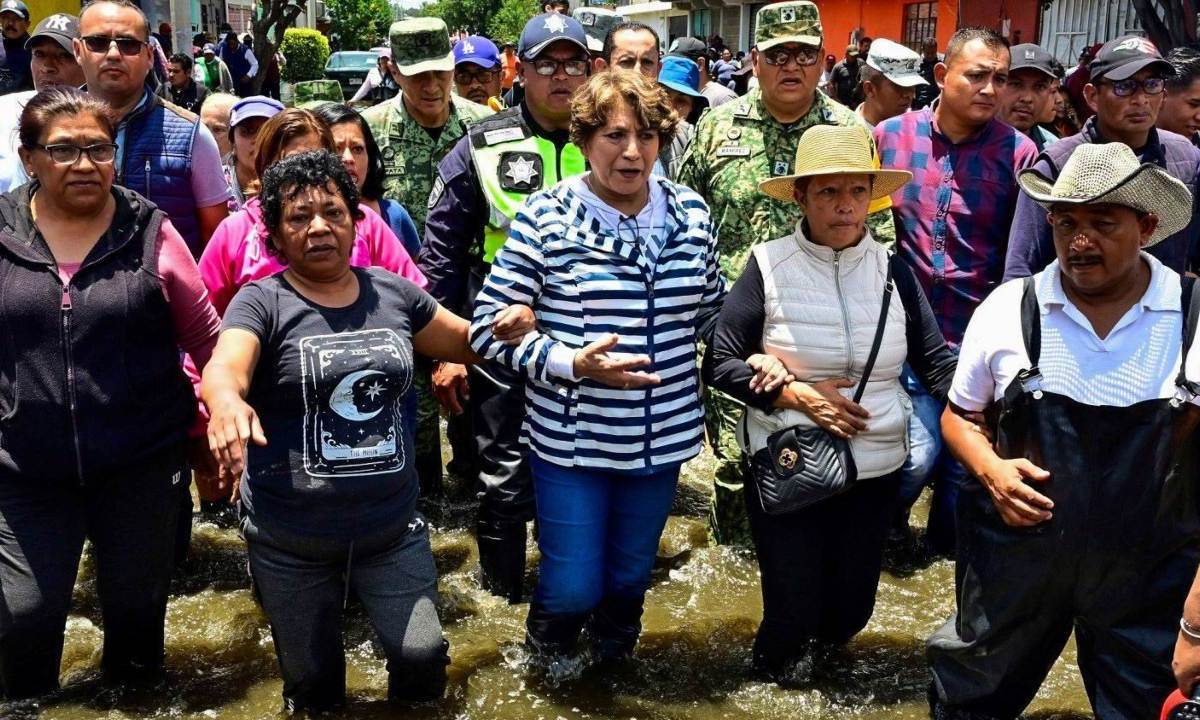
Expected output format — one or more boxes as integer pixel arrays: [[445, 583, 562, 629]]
[[428, 175, 446, 211], [499, 151, 542, 193]]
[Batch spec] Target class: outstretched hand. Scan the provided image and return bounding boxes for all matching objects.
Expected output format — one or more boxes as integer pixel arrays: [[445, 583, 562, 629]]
[[207, 396, 268, 482], [572, 333, 661, 389]]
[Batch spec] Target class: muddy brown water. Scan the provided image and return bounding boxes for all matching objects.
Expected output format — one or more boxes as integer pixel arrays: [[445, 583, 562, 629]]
[[6, 452, 1094, 720]]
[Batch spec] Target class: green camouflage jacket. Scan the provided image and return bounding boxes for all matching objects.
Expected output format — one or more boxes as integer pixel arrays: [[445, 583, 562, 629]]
[[363, 94, 493, 235], [677, 87, 895, 280]]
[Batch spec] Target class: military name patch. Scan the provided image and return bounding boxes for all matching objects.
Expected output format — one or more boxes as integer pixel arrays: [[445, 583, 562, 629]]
[[716, 144, 751, 157], [483, 126, 525, 145], [499, 151, 542, 193]]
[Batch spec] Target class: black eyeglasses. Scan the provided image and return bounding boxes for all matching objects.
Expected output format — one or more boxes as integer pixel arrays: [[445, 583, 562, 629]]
[[761, 45, 820, 67], [36, 143, 118, 165], [81, 35, 147, 56], [531, 58, 588, 77], [1101, 76, 1166, 97], [454, 68, 500, 85]]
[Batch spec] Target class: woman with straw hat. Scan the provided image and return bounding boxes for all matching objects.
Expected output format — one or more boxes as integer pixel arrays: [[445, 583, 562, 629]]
[[930, 142, 1200, 719], [702, 123, 957, 686]]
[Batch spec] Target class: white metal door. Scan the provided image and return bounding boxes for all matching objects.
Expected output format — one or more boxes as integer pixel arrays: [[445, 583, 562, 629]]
[[1039, 0, 1144, 65]]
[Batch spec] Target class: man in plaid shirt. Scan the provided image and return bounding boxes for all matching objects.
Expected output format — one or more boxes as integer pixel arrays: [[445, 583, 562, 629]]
[[873, 26, 1037, 556]]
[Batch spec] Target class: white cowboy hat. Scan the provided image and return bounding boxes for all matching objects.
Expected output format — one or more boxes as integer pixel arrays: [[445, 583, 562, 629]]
[[758, 124, 912, 204], [1017, 142, 1193, 247]]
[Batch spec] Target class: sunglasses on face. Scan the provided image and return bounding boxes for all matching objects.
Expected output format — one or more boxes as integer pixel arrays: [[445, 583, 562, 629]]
[[454, 68, 499, 85], [530, 58, 588, 77], [81, 35, 146, 56], [1101, 76, 1166, 97], [761, 46, 820, 67], [36, 142, 118, 165]]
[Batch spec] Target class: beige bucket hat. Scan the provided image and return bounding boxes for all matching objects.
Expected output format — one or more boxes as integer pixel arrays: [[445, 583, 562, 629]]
[[1017, 142, 1193, 247], [759, 124, 912, 203]]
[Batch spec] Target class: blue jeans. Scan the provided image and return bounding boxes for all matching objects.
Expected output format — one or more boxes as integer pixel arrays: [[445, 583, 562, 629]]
[[898, 366, 967, 555], [530, 456, 679, 615]]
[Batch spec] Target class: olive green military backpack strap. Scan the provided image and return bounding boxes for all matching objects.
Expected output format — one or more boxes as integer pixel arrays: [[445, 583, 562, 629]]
[[468, 109, 587, 263]]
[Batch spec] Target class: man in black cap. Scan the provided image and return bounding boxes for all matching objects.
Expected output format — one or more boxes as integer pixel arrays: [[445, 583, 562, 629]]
[[828, 43, 861, 106], [420, 12, 591, 605], [0, 0, 31, 93], [668, 36, 736, 107], [0, 12, 84, 191], [1006, 35, 1200, 280], [999, 43, 1060, 151]]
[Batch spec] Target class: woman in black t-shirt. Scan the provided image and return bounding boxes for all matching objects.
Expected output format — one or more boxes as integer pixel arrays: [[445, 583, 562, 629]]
[[200, 151, 530, 712]]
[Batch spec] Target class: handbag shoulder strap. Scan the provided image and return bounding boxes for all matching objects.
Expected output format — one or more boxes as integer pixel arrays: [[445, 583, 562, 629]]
[[1176, 275, 1200, 389], [853, 254, 896, 404]]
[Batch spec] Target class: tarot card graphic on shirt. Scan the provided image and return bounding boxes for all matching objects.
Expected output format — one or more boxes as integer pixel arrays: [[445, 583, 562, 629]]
[[299, 329, 411, 476]]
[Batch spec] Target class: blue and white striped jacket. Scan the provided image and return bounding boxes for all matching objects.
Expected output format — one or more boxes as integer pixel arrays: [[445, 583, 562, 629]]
[[470, 178, 726, 471]]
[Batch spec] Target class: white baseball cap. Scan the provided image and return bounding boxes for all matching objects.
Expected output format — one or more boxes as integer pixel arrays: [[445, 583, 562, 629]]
[[866, 38, 927, 87]]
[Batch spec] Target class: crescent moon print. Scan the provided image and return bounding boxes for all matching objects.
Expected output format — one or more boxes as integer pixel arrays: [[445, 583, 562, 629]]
[[299, 329, 411, 477], [328, 369, 387, 421]]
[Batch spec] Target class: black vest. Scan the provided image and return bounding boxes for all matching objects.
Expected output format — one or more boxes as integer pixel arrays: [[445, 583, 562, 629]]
[[0, 185, 196, 484]]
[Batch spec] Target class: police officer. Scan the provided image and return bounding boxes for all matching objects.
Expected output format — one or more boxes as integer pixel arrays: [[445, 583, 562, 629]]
[[420, 13, 591, 602], [363, 18, 492, 501], [677, 0, 893, 547]]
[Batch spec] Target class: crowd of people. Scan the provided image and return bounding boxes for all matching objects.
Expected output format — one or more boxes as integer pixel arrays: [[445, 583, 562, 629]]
[[5, 0, 1200, 717]]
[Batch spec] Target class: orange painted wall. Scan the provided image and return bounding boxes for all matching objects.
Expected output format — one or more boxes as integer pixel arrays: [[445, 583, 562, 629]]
[[810, 0, 958, 53], [958, 0, 1040, 45]]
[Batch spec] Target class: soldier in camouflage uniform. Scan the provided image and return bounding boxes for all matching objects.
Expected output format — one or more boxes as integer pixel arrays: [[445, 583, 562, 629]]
[[677, 0, 895, 547], [362, 18, 493, 503]]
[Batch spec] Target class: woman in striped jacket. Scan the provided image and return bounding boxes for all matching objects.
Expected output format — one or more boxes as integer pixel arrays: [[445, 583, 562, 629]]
[[470, 71, 785, 669]]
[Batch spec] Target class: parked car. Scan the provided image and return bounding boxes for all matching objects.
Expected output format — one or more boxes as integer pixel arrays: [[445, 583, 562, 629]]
[[324, 50, 379, 99]]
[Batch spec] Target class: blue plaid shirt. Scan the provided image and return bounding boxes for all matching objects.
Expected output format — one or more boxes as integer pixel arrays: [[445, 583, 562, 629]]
[[874, 104, 1038, 348]]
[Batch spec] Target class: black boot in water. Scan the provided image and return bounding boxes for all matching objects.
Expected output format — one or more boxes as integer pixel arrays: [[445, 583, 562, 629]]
[[476, 518, 527, 603], [524, 603, 590, 684], [588, 594, 645, 663]]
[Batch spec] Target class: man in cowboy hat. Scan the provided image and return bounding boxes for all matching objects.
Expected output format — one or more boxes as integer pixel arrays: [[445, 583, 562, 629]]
[[677, 0, 894, 548], [928, 142, 1200, 719]]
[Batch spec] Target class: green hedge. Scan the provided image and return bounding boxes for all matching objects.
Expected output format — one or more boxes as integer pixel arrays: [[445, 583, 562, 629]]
[[280, 28, 331, 83]]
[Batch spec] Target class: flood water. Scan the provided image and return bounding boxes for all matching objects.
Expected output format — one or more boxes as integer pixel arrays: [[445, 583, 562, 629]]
[[6, 451, 1095, 720]]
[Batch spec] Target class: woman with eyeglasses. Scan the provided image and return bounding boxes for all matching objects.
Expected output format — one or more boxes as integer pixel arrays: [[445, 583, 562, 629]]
[[0, 87, 221, 699]]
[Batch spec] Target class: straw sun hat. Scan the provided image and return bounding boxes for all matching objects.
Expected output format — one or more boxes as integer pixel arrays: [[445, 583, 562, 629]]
[[758, 125, 912, 204], [1016, 142, 1192, 247]]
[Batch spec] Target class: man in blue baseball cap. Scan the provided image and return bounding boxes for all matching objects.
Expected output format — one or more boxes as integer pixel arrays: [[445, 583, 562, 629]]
[[421, 12, 590, 605], [453, 35, 503, 109]]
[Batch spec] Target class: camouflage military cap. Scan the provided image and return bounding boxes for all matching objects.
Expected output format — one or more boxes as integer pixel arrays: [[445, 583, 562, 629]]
[[755, 1, 822, 51], [390, 17, 455, 76], [290, 79, 344, 107]]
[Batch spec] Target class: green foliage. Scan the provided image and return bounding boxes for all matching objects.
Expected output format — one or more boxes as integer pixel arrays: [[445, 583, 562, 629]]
[[326, 0, 394, 50], [421, 0, 502, 35], [279, 28, 331, 82], [486, 0, 539, 45]]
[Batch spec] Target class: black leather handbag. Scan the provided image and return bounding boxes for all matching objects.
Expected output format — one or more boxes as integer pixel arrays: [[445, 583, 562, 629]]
[[748, 258, 895, 515]]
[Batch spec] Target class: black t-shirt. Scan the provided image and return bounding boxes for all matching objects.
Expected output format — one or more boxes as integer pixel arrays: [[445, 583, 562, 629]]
[[223, 267, 439, 537]]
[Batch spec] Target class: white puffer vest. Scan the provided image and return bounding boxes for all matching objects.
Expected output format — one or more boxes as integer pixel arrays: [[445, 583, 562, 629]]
[[740, 225, 912, 479]]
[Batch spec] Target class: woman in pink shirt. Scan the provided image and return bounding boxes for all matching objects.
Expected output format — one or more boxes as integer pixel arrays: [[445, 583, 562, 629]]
[[199, 108, 426, 316]]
